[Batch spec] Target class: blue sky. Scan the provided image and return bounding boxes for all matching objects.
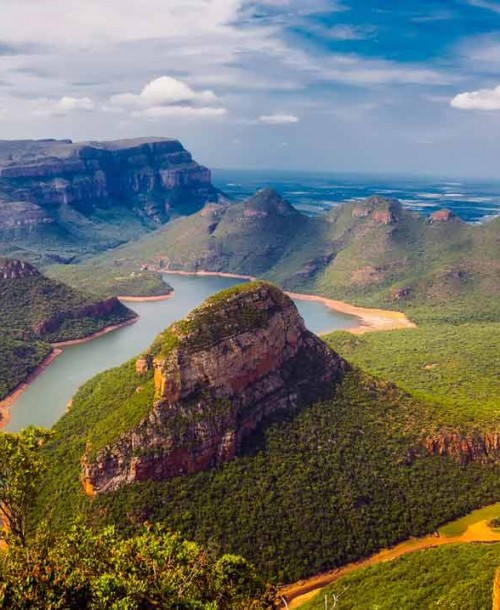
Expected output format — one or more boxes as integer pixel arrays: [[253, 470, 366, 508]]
[[1, 0, 500, 177]]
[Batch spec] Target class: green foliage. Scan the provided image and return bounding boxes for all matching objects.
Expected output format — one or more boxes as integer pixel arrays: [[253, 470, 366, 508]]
[[0, 427, 53, 546], [301, 543, 500, 610], [46, 263, 172, 299], [0, 271, 134, 343], [36, 371, 500, 583], [325, 323, 500, 428], [0, 260, 136, 402], [0, 334, 51, 404], [0, 522, 273, 609]]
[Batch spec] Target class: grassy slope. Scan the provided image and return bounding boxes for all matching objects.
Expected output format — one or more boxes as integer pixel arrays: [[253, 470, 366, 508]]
[[46, 262, 172, 299], [302, 543, 500, 610], [36, 369, 500, 583], [59, 194, 499, 324], [325, 323, 500, 429]]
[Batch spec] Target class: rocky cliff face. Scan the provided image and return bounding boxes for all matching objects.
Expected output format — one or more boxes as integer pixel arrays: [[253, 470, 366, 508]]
[[0, 258, 40, 279], [82, 282, 348, 494], [425, 431, 500, 464], [0, 137, 220, 260]]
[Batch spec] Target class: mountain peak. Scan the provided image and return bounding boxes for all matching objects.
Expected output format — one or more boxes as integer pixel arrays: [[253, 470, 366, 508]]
[[244, 188, 299, 217], [352, 196, 402, 224], [81, 281, 347, 493]]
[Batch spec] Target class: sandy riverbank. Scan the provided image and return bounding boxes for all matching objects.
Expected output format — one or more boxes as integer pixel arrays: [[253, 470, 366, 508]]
[[162, 269, 256, 281], [282, 519, 500, 608], [0, 317, 139, 428], [50, 317, 137, 348], [161, 270, 415, 334], [118, 292, 174, 302], [0, 349, 63, 429]]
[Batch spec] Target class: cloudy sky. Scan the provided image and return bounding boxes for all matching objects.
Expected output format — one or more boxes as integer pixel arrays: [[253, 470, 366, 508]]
[[1, 0, 500, 177]]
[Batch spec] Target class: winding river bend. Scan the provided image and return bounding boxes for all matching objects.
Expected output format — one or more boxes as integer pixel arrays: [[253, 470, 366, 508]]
[[6, 274, 356, 432]]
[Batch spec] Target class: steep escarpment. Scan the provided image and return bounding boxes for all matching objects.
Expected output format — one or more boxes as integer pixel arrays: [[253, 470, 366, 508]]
[[80, 282, 347, 493], [0, 137, 220, 263], [425, 432, 500, 464]]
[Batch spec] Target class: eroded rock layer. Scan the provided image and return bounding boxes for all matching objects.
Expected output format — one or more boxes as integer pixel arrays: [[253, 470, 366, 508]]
[[0, 137, 220, 257], [82, 282, 348, 493]]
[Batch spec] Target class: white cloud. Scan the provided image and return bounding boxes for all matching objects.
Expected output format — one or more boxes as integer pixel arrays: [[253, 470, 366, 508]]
[[323, 25, 375, 41], [32, 95, 95, 117], [467, 0, 500, 13], [57, 96, 95, 112], [110, 76, 218, 109], [451, 85, 500, 110], [259, 113, 299, 124], [108, 75, 226, 119]]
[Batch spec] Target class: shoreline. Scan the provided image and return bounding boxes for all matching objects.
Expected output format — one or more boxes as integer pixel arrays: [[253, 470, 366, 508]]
[[161, 270, 415, 334], [0, 349, 63, 430], [118, 292, 174, 302], [0, 317, 139, 428], [50, 317, 138, 347], [0, 272, 414, 430]]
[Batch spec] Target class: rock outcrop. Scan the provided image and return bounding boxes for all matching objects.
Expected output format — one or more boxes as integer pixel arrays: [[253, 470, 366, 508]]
[[0, 258, 40, 279], [352, 196, 402, 224], [425, 431, 500, 464], [82, 282, 348, 494], [0, 137, 220, 259], [428, 209, 455, 223]]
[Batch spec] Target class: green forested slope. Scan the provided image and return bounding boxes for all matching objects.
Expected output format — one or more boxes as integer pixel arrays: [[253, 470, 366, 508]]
[[35, 369, 500, 582], [0, 259, 135, 403], [326, 323, 500, 428], [302, 544, 500, 610]]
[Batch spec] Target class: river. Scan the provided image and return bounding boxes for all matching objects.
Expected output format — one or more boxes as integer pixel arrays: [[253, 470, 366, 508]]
[[5, 274, 356, 432]]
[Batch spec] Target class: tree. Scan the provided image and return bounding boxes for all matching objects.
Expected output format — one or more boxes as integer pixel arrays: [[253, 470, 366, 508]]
[[0, 522, 275, 609], [0, 427, 52, 546]]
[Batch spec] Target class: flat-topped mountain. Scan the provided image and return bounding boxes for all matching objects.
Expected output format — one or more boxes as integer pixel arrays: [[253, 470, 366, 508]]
[[0, 137, 220, 263], [75, 282, 347, 493]]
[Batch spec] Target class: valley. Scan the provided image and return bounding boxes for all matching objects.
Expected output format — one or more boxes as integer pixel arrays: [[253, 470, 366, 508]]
[[0, 137, 498, 609]]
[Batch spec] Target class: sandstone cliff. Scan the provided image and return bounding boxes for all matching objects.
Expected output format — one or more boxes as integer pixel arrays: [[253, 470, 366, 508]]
[[0, 137, 220, 261], [425, 431, 500, 464], [82, 282, 348, 493]]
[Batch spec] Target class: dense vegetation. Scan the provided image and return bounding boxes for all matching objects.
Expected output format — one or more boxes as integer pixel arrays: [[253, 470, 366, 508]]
[[0, 429, 272, 609], [326, 323, 500, 428], [34, 370, 500, 583], [0, 259, 136, 402], [302, 544, 500, 610], [0, 270, 134, 342], [47, 262, 172, 299], [0, 334, 51, 406]]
